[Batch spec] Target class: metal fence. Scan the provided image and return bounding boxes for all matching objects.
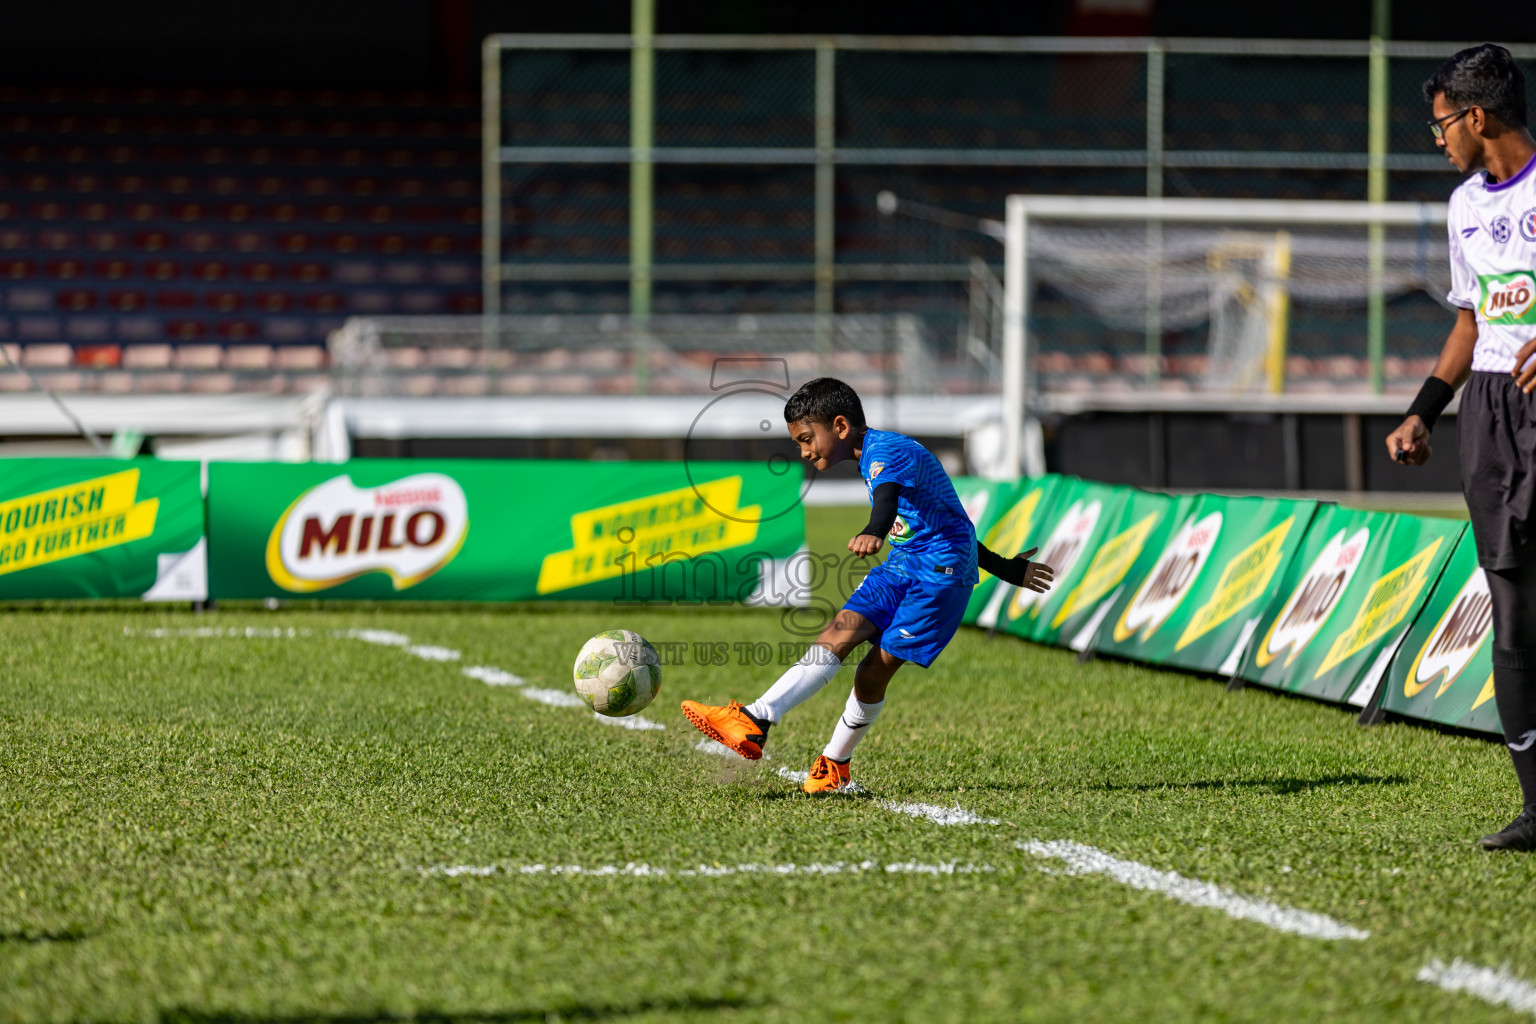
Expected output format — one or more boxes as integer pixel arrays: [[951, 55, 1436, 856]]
[[482, 35, 1536, 393]]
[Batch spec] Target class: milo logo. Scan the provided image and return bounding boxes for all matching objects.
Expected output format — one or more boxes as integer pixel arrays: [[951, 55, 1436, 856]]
[[1111, 510, 1222, 644], [1479, 271, 1536, 324], [889, 514, 913, 545], [1403, 567, 1492, 699], [1254, 527, 1369, 669]]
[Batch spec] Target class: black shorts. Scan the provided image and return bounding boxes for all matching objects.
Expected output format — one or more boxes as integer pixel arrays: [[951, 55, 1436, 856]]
[[1460, 370, 1536, 571]]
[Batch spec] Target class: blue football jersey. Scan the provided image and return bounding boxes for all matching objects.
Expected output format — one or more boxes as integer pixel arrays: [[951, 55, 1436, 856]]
[[859, 428, 978, 587]]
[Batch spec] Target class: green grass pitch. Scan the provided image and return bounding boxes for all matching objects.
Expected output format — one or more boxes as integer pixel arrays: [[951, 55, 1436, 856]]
[[2, 506, 1534, 1023]]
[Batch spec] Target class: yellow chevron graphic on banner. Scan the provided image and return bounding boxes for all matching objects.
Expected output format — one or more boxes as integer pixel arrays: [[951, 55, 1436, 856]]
[[1175, 517, 1294, 651], [1315, 537, 1444, 678], [0, 468, 159, 577]]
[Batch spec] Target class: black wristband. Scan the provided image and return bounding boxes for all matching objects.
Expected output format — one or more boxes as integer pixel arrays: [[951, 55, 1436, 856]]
[[1406, 376, 1455, 432]]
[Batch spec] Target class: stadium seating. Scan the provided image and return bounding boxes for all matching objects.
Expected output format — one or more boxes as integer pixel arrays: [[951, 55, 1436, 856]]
[[0, 86, 481, 391]]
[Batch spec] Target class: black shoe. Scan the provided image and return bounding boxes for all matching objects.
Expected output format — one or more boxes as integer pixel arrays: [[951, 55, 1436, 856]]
[[1479, 809, 1536, 851]]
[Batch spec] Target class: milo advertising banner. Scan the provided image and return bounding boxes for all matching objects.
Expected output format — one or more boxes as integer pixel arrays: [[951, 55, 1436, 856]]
[[1238, 507, 1464, 705], [966, 474, 1065, 627], [1379, 527, 1499, 735], [978, 478, 1130, 647], [1089, 494, 1317, 673], [0, 458, 206, 600], [207, 459, 804, 602], [1046, 488, 1187, 652]]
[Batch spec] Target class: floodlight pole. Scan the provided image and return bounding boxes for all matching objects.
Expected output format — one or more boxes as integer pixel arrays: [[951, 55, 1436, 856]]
[[814, 40, 836, 371], [1365, 0, 1390, 394], [630, 0, 656, 393], [1003, 196, 1028, 479], [481, 35, 501, 353]]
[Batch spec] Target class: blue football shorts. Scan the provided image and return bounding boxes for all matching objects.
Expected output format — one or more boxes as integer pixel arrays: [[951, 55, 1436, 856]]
[[842, 561, 971, 668]]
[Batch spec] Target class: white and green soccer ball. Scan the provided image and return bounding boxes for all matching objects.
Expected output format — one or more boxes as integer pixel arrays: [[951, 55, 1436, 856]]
[[572, 629, 662, 717]]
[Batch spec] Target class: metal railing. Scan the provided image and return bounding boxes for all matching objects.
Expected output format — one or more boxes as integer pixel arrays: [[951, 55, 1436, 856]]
[[482, 34, 1529, 391]]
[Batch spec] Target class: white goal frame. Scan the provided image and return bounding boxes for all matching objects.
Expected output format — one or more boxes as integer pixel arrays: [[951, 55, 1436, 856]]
[[1000, 195, 1451, 478]]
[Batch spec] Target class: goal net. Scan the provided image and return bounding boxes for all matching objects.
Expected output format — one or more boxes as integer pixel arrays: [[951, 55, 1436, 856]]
[[1003, 196, 1453, 398]]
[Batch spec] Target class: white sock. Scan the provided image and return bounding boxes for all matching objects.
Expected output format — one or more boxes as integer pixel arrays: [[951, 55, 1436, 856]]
[[823, 689, 885, 762], [746, 645, 842, 724]]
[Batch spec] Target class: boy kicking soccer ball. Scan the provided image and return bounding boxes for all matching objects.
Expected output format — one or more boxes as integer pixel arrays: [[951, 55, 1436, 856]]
[[680, 377, 1054, 794]]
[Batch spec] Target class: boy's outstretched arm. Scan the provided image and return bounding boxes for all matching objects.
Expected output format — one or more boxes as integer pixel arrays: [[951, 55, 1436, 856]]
[[848, 481, 900, 556], [978, 542, 1054, 593]]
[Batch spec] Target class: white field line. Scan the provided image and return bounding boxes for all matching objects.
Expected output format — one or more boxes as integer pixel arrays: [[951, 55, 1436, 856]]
[[422, 859, 998, 879], [882, 801, 999, 826], [695, 737, 769, 760], [336, 628, 412, 647], [1419, 959, 1536, 1016], [404, 644, 461, 662], [462, 665, 525, 686], [521, 687, 590, 709], [1017, 840, 1370, 941], [125, 626, 315, 638], [597, 713, 666, 731]]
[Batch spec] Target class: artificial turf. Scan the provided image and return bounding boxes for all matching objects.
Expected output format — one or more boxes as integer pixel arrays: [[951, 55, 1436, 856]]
[[1, 506, 1533, 1023]]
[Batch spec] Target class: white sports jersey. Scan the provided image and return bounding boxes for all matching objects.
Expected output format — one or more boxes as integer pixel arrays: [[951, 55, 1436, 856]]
[[1446, 151, 1536, 372]]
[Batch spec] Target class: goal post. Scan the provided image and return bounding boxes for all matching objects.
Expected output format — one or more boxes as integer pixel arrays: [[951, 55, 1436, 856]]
[[1001, 195, 1452, 478]]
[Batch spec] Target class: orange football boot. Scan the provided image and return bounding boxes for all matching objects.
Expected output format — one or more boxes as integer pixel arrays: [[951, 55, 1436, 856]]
[[679, 699, 769, 760], [802, 754, 853, 794]]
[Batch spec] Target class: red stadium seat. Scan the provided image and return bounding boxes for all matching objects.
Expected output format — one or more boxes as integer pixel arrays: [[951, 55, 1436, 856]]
[[144, 259, 180, 281], [240, 261, 278, 282], [362, 204, 393, 224], [204, 291, 242, 312], [75, 344, 121, 368], [276, 232, 312, 253], [38, 229, 76, 251], [252, 291, 294, 313], [373, 233, 408, 254], [55, 290, 96, 311], [222, 202, 255, 222], [133, 231, 171, 252], [289, 262, 327, 283], [230, 231, 266, 253], [0, 259, 35, 279], [106, 290, 148, 312], [269, 202, 301, 223], [172, 202, 206, 222], [94, 259, 132, 280], [192, 261, 230, 282], [45, 258, 85, 279], [421, 234, 455, 255], [125, 201, 159, 222], [182, 231, 219, 252], [85, 230, 123, 251], [301, 292, 345, 313], [0, 229, 27, 250], [327, 233, 362, 253], [155, 290, 196, 310], [165, 322, 210, 343], [216, 322, 261, 342], [317, 203, 347, 224], [32, 201, 67, 220]]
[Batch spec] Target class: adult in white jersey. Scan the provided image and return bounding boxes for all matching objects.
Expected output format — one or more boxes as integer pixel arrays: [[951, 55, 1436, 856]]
[[1386, 43, 1536, 851]]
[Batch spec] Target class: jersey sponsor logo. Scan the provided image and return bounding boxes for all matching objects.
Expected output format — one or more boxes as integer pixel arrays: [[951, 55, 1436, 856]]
[[870, 461, 885, 480], [1479, 271, 1536, 324], [1493, 216, 1514, 244], [1112, 510, 1222, 644], [1461, 225, 1480, 238], [888, 514, 913, 545], [1007, 499, 1103, 619], [1402, 567, 1492, 699], [266, 472, 468, 592], [1254, 527, 1370, 669], [1521, 208, 1536, 243]]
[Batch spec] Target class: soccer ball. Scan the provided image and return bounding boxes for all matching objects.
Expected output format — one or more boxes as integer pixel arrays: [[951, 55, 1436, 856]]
[[573, 629, 662, 717]]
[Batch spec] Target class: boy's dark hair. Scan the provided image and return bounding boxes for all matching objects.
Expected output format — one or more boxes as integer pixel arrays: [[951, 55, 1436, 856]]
[[1423, 43, 1528, 129], [783, 377, 866, 430]]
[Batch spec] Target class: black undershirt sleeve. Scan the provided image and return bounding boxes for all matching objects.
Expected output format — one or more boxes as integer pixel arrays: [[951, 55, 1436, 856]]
[[976, 540, 1028, 587], [862, 482, 900, 538]]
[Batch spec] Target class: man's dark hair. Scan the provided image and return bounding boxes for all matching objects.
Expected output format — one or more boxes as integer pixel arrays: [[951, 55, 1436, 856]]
[[783, 377, 866, 429], [1423, 43, 1528, 129]]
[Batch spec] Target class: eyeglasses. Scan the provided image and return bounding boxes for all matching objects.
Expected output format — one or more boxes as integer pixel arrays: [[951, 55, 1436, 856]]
[[1428, 107, 1472, 139]]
